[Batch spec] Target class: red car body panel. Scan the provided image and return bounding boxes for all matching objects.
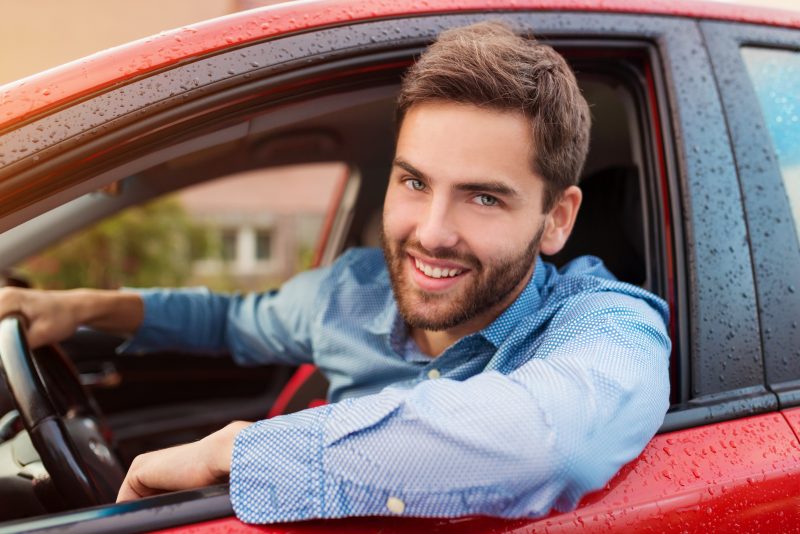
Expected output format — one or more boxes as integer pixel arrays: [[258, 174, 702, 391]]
[[1, 0, 800, 132], [784, 406, 800, 442], [152, 412, 800, 533], [266, 363, 320, 418]]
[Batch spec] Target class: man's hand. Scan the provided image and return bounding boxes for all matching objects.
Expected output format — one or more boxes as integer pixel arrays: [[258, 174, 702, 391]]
[[0, 287, 144, 348], [0, 287, 84, 348], [117, 421, 251, 502]]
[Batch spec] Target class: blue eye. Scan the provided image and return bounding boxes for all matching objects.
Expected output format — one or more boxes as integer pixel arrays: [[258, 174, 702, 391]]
[[405, 178, 425, 191], [475, 194, 498, 207]]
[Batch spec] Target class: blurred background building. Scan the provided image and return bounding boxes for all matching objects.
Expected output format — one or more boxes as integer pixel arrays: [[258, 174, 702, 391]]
[[2, 0, 797, 87]]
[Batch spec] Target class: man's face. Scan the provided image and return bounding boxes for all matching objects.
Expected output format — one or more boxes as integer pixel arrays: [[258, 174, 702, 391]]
[[382, 102, 549, 332]]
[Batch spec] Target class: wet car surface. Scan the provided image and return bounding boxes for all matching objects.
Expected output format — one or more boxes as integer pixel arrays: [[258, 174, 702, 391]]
[[0, 0, 799, 532]]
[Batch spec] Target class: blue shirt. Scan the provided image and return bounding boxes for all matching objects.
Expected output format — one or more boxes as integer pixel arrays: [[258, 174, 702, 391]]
[[125, 248, 671, 523]]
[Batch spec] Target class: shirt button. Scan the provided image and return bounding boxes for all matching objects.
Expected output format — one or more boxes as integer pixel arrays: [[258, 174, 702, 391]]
[[427, 369, 441, 380], [386, 496, 405, 514]]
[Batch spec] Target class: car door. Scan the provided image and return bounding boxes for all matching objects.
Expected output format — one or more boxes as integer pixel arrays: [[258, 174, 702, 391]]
[[517, 8, 800, 532], [701, 12, 800, 465], [2, 3, 800, 533]]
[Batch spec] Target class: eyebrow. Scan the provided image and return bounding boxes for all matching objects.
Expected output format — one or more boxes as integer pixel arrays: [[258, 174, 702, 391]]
[[392, 158, 520, 198]]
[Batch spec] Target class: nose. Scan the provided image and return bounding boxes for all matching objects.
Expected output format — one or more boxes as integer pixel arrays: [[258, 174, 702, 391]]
[[416, 195, 459, 251]]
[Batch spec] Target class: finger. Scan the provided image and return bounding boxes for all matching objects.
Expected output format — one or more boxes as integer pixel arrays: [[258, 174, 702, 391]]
[[117, 469, 166, 502], [116, 478, 144, 503], [0, 288, 21, 316], [27, 323, 55, 349], [117, 455, 165, 502]]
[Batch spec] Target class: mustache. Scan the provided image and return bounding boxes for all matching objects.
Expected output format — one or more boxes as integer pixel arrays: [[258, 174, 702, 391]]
[[401, 239, 480, 270]]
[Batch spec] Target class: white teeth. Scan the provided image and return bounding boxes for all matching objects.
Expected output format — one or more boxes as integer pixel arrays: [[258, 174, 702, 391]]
[[414, 258, 463, 278]]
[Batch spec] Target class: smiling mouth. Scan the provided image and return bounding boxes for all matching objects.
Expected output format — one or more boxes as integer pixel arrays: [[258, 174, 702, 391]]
[[411, 256, 466, 279]]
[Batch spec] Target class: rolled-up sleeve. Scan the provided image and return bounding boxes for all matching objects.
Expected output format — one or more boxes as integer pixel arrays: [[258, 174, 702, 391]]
[[229, 292, 671, 523], [120, 267, 330, 366]]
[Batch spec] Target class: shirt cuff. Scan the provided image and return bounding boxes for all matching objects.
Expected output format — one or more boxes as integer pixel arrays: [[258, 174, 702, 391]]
[[116, 288, 165, 353]]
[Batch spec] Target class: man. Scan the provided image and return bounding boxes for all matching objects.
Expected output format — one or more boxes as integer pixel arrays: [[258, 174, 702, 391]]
[[0, 22, 670, 523]]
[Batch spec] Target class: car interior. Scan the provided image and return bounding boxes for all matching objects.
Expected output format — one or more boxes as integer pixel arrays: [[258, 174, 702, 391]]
[[0, 49, 669, 520]]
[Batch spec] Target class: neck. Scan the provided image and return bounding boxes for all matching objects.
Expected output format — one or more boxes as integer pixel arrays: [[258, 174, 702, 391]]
[[411, 266, 535, 357]]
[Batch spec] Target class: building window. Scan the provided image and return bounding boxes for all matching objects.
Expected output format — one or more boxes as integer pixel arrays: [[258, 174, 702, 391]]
[[256, 229, 272, 260], [221, 228, 237, 261]]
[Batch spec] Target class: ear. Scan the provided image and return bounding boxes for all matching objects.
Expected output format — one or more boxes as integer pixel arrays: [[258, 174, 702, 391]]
[[539, 185, 582, 256]]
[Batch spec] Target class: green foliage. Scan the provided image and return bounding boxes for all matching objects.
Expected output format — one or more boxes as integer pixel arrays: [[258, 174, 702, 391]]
[[19, 197, 209, 290]]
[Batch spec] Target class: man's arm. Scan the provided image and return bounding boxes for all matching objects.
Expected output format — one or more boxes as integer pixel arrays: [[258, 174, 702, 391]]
[[0, 287, 144, 348], [0, 262, 327, 364], [117, 291, 670, 522], [122, 267, 329, 365]]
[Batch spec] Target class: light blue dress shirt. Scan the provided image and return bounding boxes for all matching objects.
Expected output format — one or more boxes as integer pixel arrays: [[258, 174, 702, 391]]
[[125, 248, 671, 523]]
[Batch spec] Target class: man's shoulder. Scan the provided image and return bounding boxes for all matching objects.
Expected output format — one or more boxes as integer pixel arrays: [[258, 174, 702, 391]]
[[541, 255, 669, 324], [546, 255, 615, 283], [329, 247, 390, 287]]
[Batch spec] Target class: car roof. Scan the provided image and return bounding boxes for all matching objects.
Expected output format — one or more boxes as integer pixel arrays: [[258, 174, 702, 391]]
[[1, 0, 798, 132]]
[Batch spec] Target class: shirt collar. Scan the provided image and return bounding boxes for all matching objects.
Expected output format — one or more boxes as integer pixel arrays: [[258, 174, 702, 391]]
[[479, 256, 545, 348], [365, 295, 399, 337]]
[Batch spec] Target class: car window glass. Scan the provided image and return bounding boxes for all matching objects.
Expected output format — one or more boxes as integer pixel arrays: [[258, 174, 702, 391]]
[[16, 162, 347, 292], [741, 47, 800, 245]]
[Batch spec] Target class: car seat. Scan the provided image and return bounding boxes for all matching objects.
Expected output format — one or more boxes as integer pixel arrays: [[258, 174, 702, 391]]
[[543, 165, 645, 285]]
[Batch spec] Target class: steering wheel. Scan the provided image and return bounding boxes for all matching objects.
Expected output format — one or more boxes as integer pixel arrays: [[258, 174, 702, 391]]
[[0, 314, 125, 508]]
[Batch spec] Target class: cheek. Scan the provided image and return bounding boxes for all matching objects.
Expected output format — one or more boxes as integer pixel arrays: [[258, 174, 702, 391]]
[[382, 188, 416, 241], [456, 212, 539, 260]]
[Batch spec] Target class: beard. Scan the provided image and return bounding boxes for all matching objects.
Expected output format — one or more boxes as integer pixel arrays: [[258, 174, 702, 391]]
[[382, 222, 545, 331]]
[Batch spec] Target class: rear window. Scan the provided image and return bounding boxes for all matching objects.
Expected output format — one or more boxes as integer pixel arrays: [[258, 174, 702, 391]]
[[741, 46, 800, 245]]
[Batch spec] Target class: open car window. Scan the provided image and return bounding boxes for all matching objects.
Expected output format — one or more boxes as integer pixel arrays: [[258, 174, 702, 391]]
[[0, 40, 682, 409]]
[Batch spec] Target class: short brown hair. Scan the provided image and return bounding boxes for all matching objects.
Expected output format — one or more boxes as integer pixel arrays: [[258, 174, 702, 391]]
[[397, 21, 591, 213]]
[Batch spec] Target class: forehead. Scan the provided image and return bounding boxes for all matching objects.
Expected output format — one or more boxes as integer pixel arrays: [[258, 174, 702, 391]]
[[395, 102, 541, 191]]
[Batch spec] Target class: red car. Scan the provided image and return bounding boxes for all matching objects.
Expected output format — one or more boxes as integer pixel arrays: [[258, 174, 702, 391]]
[[0, 0, 799, 532]]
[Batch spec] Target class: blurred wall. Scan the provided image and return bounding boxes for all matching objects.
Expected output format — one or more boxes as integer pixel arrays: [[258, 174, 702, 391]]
[[0, 0, 237, 85], [1, 0, 797, 85]]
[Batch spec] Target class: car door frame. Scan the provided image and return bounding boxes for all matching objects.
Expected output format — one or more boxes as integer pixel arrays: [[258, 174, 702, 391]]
[[0, 2, 774, 419], [701, 20, 800, 412]]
